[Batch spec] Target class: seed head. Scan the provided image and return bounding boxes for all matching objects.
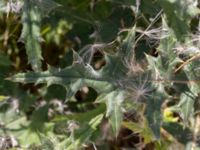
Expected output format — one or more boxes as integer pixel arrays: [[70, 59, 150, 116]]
[[127, 74, 153, 103]]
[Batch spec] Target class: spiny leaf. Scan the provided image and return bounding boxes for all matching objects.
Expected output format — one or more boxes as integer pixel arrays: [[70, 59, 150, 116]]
[[122, 121, 154, 144], [64, 114, 104, 150], [52, 104, 106, 123], [145, 92, 164, 139], [146, 18, 182, 84], [8, 52, 116, 99], [20, 0, 58, 71], [170, 92, 195, 125], [183, 56, 200, 93], [53, 106, 105, 149], [97, 90, 124, 137], [110, 99, 123, 137], [100, 55, 127, 79], [20, 0, 43, 71], [120, 25, 136, 60], [158, 0, 200, 40]]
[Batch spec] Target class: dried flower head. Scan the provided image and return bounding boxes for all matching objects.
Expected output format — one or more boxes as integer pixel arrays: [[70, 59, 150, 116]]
[[127, 73, 153, 102]]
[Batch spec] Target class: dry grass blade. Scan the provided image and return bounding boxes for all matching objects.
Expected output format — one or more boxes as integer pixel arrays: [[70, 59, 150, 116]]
[[174, 52, 200, 73]]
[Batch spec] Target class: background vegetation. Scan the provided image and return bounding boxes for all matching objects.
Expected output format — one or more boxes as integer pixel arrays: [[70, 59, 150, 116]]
[[0, 0, 200, 149]]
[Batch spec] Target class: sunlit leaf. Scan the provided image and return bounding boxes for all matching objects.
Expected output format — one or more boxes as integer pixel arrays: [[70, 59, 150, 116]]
[[122, 121, 154, 143], [158, 0, 200, 40], [20, 0, 43, 71], [65, 114, 104, 150]]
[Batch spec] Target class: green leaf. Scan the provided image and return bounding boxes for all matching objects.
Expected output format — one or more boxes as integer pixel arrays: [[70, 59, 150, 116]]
[[119, 25, 136, 61], [145, 92, 164, 139], [44, 84, 66, 101], [146, 18, 182, 87], [158, 0, 200, 40], [64, 114, 104, 150], [53, 104, 105, 149], [110, 99, 123, 137], [20, 0, 58, 71], [122, 121, 154, 143], [146, 18, 180, 78], [101, 55, 127, 79], [97, 90, 124, 137], [20, 0, 43, 71], [0, 53, 12, 66], [32, 0, 59, 16], [0, 108, 41, 147], [171, 92, 195, 124], [53, 103, 106, 123], [30, 105, 49, 131], [162, 122, 192, 145], [141, 0, 161, 16], [183, 56, 200, 94], [157, 19, 176, 59], [8, 52, 117, 99]]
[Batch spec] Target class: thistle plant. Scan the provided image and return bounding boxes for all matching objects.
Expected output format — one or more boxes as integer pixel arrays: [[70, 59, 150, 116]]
[[0, 0, 200, 150]]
